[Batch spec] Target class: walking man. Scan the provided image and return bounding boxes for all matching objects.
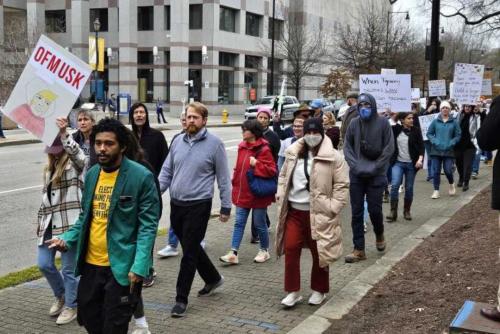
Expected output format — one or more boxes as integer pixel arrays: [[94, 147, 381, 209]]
[[46, 118, 160, 334], [343, 93, 394, 263], [159, 102, 232, 318]]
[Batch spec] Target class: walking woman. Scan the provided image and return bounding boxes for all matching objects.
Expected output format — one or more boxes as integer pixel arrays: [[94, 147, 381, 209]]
[[455, 104, 481, 191], [386, 112, 424, 222], [37, 119, 86, 325], [220, 120, 277, 264], [426, 101, 461, 199], [322, 111, 340, 149], [275, 118, 349, 307]]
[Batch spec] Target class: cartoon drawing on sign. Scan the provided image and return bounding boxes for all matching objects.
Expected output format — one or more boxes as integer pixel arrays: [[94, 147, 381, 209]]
[[9, 84, 58, 138]]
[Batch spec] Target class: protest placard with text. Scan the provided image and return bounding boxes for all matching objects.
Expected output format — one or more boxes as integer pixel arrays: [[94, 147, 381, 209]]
[[428, 80, 446, 97], [418, 113, 439, 141], [452, 63, 484, 104], [359, 74, 411, 112]]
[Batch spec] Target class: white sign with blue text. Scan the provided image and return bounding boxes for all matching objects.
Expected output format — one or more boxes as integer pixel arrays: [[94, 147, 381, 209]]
[[359, 74, 412, 112]]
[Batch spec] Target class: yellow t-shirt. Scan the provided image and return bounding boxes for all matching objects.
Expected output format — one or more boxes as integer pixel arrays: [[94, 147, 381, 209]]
[[85, 169, 119, 266]]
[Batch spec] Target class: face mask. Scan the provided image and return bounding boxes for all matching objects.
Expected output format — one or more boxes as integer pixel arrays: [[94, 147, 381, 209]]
[[359, 107, 372, 120], [304, 134, 322, 148]]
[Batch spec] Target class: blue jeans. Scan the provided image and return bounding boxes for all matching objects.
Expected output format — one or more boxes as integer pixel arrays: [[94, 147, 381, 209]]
[[37, 244, 78, 308], [424, 141, 432, 179], [232, 207, 269, 251], [431, 156, 454, 190], [390, 161, 416, 201], [168, 226, 179, 247], [472, 150, 481, 174]]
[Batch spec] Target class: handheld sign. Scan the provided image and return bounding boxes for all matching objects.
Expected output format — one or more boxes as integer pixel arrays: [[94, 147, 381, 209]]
[[481, 79, 492, 96], [452, 63, 484, 105], [418, 113, 439, 141], [3, 35, 92, 146], [411, 88, 421, 102], [428, 80, 446, 97], [359, 74, 411, 112]]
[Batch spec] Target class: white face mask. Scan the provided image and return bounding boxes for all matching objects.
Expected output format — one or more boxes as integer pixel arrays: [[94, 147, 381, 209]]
[[304, 134, 322, 148]]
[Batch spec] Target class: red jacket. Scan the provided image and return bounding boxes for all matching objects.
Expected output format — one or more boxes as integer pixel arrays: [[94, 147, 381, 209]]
[[232, 138, 277, 208]]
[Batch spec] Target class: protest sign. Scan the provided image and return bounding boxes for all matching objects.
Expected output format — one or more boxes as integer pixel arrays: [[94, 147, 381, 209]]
[[411, 88, 421, 101], [450, 82, 454, 99], [418, 113, 439, 141], [3, 35, 92, 146], [359, 74, 411, 112], [482, 79, 492, 96], [452, 63, 484, 105], [428, 80, 446, 97], [381, 68, 396, 75]]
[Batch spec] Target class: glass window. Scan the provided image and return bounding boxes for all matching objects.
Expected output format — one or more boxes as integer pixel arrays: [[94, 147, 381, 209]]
[[164, 6, 170, 30], [189, 4, 203, 30], [90, 8, 108, 32], [138, 51, 153, 65], [246, 12, 261, 37], [220, 6, 237, 32], [219, 52, 236, 67], [218, 70, 234, 104], [189, 51, 202, 65], [268, 18, 283, 40], [245, 55, 260, 69], [45, 10, 66, 33], [138, 6, 154, 31]]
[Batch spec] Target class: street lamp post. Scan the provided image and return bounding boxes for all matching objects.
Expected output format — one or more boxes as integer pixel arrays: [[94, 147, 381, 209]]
[[468, 49, 485, 63], [429, 0, 441, 80], [270, 0, 276, 95], [385, 11, 409, 67], [93, 18, 101, 110]]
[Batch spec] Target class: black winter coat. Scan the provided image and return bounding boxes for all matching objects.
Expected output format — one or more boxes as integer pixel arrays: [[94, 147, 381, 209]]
[[263, 128, 281, 163], [138, 127, 169, 177], [390, 124, 425, 167]]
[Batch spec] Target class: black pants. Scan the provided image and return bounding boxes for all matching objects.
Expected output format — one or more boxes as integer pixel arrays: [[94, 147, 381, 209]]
[[251, 211, 271, 238], [170, 201, 221, 304], [157, 110, 166, 124], [455, 148, 475, 184], [77, 263, 141, 334]]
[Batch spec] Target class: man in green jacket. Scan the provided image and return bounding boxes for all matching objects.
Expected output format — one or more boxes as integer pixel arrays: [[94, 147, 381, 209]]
[[46, 118, 160, 334]]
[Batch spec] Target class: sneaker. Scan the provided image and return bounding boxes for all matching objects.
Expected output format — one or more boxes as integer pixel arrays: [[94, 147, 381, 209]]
[[200, 240, 207, 250], [198, 276, 224, 297], [142, 274, 155, 288], [308, 291, 327, 305], [363, 222, 368, 233], [171, 302, 187, 318], [281, 292, 303, 307], [219, 251, 238, 265], [449, 184, 456, 196], [250, 235, 260, 244], [399, 185, 404, 193], [49, 296, 65, 316], [131, 324, 151, 334], [55, 307, 77, 325], [157, 245, 179, 258], [471, 172, 478, 179], [254, 249, 270, 263], [345, 249, 367, 263], [431, 190, 440, 199]]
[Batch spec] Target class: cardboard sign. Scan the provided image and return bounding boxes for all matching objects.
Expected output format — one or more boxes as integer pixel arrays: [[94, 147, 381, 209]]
[[381, 68, 396, 75], [418, 113, 439, 141], [359, 74, 412, 112], [428, 80, 446, 97], [452, 63, 485, 105], [482, 79, 492, 96], [3, 35, 92, 146], [411, 88, 421, 101]]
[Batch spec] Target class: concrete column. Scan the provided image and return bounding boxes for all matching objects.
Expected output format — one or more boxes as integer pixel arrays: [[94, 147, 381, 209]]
[[26, 0, 45, 47], [169, 0, 189, 111], [259, 56, 267, 99], [0, 2, 4, 52], [107, 7, 119, 96], [201, 3, 219, 105], [118, 0, 138, 100], [153, 5, 166, 101], [71, 1, 90, 97], [234, 53, 245, 104]]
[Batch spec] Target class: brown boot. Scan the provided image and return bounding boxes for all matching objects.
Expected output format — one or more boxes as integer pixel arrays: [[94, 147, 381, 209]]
[[375, 234, 386, 252], [403, 199, 412, 220], [385, 200, 398, 222], [344, 249, 367, 263]]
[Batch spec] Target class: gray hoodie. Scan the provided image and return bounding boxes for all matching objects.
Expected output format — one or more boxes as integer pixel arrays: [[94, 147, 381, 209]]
[[343, 93, 394, 178]]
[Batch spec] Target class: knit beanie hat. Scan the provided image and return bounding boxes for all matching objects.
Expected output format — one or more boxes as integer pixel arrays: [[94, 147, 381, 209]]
[[440, 101, 452, 111], [256, 106, 272, 119], [303, 117, 324, 138]]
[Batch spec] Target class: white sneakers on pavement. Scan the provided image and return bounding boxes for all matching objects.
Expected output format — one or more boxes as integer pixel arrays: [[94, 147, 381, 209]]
[[308, 291, 327, 305], [55, 307, 77, 325], [449, 183, 456, 196], [431, 190, 440, 199], [131, 324, 151, 334], [220, 251, 239, 265], [49, 296, 65, 316], [157, 245, 179, 258], [254, 250, 270, 263], [281, 292, 303, 307]]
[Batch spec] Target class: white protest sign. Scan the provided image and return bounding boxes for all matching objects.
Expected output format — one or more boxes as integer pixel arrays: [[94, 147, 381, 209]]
[[381, 68, 396, 75], [452, 63, 484, 105], [411, 88, 421, 101], [482, 79, 492, 96], [428, 80, 446, 97], [359, 74, 412, 112], [450, 82, 454, 99], [418, 113, 439, 141], [420, 98, 427, 108], [3, 35, 92, 146]]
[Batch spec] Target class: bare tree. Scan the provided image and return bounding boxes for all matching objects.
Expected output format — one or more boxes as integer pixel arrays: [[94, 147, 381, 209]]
[[319, 68, 352, 99], [439, 0, 500, 33]]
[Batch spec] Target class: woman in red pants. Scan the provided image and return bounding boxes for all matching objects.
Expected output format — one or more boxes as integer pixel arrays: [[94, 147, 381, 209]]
[[275, 118, 349, 308]]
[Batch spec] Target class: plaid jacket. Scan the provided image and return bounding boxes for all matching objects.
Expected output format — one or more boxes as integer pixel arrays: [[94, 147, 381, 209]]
[[37, 137, 85, 245]]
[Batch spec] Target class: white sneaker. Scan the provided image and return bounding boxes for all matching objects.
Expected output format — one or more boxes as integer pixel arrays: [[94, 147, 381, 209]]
[[449, 184, 456, 196], [281, 292, 303, 307], [219, 251, 239, 265], [131, 324, 151, 334], [399, 185, 404, 193], [49, 296, 65, 316], [431, 190, 440, 199], [308, 291, 327, 305], [200, 240, 206, 250], [55, 307, 77, 325], [364, 222, 368, 233], [157, 245, 179, 258], [254, 249, 270, 263]]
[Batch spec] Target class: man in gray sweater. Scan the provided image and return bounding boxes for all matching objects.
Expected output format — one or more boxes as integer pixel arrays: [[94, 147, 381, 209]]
[[343, 93, 394, 263], [158, 102, 232, 318]]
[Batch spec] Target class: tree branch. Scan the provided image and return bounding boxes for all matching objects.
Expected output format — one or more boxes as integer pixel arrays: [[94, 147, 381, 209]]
[[440, 8, 500, 25]]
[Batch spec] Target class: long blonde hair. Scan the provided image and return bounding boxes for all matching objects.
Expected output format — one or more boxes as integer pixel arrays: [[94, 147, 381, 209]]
[[44, 153, 70, 186], [323, 111, 336, 128]]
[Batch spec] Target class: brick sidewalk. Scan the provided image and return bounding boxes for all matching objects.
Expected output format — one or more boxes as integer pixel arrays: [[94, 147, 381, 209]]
[[0, 165, 494, 333]]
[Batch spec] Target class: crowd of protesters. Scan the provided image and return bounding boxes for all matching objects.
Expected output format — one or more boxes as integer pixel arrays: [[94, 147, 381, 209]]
[[30, 90, 497, 334]]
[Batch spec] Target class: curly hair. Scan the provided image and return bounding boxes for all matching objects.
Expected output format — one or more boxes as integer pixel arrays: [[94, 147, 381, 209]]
[[90, 117, 129, 149]]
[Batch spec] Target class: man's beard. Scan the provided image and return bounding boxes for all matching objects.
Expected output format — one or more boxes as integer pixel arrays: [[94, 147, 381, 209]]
[[187, 124, 202, 134]]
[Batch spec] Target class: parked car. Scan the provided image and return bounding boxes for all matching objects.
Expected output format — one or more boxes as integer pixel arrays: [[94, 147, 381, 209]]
[[244, 95, 300, 122], [332, 99, 345, 118]]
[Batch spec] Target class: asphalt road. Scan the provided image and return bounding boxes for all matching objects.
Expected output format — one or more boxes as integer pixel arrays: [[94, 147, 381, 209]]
[[0, 126, 242, 276]]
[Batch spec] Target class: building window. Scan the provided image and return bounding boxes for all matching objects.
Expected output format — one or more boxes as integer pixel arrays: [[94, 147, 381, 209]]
[[220, 6, 237, 32], [138, 51, 153, 65], [268, 18, 283, 40], [164, 6, 170, 30], [189, 4, 203, 30], [219, 52, 236, 67], [189, 51, 202, 65], [189, 69, 202, 102], [219, 70, 234, 104], [165, 51, 170, 102], [245, 55, 260, 69], [267, 58, 283, 94], [90, 8, 108, 32], [45, 10, 66, 33], [246, 12, 261, 37], [138, 6, 154, 31]]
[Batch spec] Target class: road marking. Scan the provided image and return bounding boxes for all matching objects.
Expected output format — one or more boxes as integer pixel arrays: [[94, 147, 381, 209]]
[[0, 185, 42, 195]]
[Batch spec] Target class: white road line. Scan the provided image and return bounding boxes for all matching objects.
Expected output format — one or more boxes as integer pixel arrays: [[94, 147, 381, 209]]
[[0, 185, 43, 195]]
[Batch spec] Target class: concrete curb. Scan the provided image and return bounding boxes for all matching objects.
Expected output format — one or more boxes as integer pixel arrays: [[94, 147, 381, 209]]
[[0, 139, 42, 147], [287, 177, 493, 334]]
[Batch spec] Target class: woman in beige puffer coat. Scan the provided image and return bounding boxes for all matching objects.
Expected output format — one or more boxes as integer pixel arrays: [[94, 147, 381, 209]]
[[275, 118, 349, 308]]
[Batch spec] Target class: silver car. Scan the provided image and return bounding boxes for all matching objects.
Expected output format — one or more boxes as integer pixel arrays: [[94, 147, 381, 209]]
[[244, 95, 300, 122]]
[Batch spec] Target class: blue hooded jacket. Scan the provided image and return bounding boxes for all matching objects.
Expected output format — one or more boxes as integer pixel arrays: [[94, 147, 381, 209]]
[[426, 113, 461, 157]]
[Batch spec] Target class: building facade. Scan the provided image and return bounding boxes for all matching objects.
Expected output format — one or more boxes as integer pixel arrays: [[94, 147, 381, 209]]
[[0, 0, 366, 114]]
